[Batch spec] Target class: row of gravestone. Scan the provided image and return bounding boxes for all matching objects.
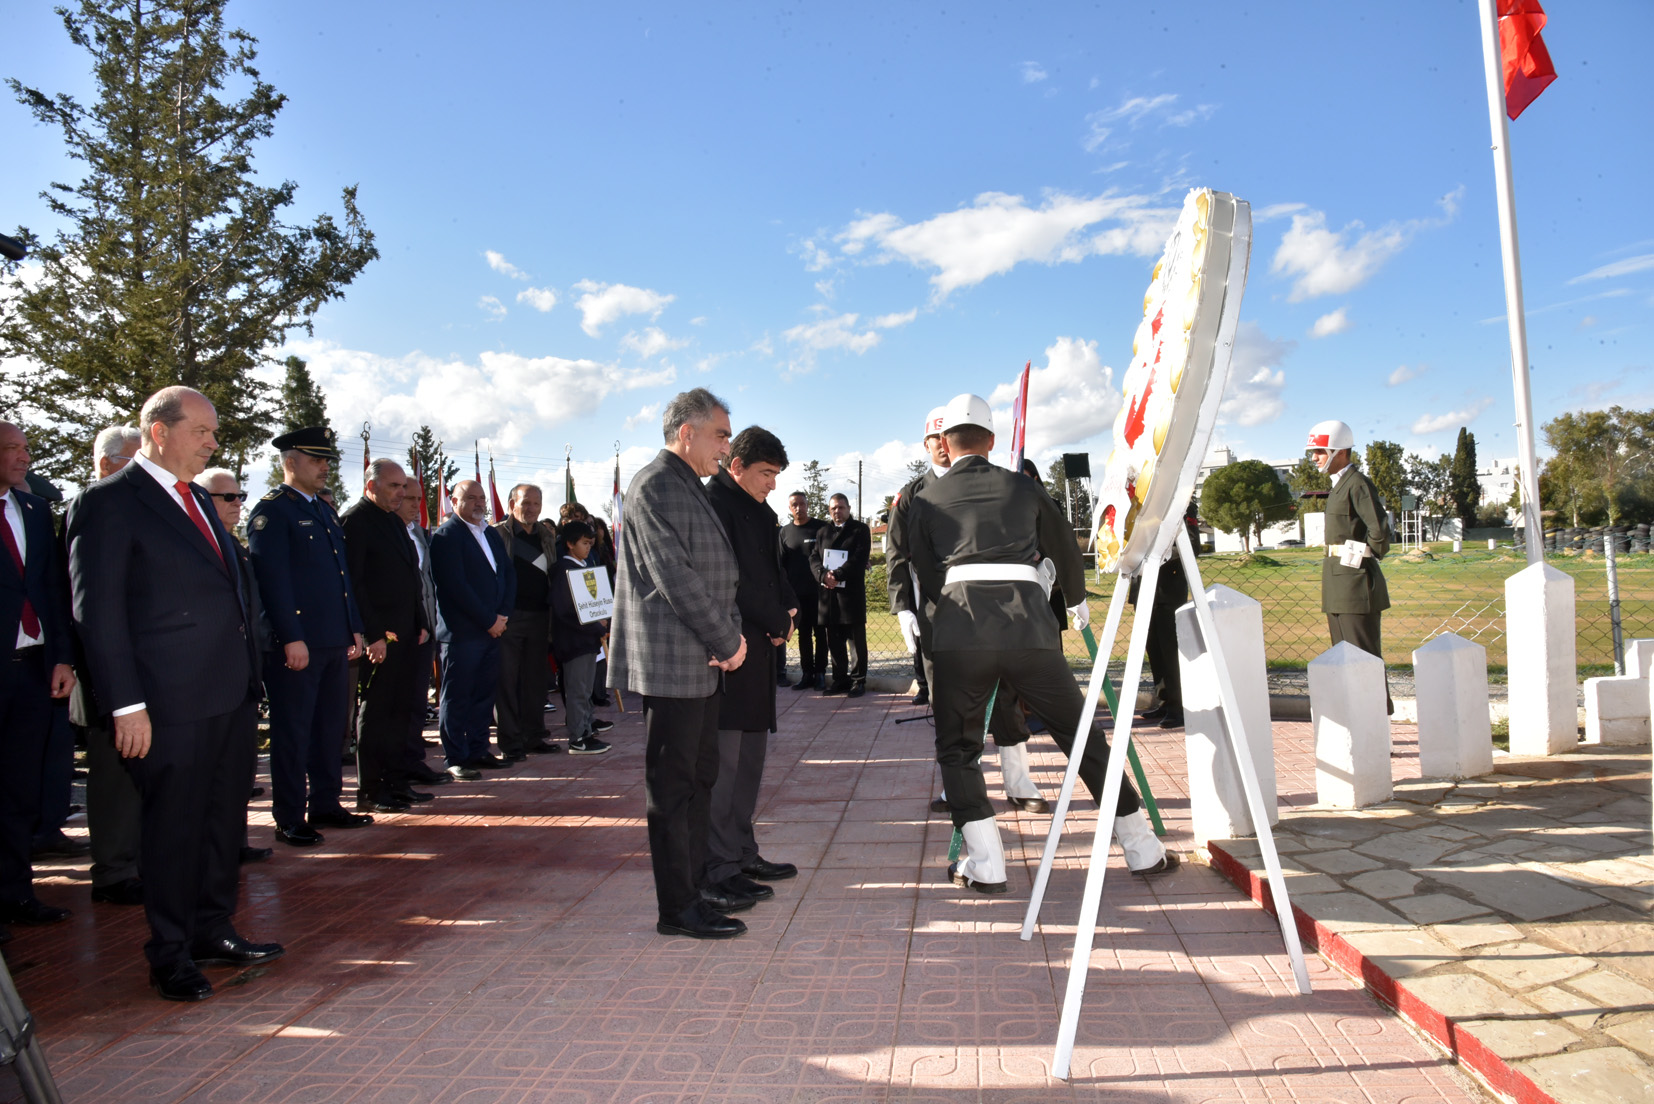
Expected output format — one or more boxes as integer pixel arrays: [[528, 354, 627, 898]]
[[1172, 564, 1646, 843]]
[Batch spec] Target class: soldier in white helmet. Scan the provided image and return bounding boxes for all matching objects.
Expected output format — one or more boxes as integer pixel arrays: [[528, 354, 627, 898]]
[[1308, 419, 1392, 713], [909, 393, 1174, 894], [886, 406, 1049, 816]]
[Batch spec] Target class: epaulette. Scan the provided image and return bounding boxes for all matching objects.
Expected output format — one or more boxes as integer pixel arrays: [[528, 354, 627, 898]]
[[261, 488, 284, 502]]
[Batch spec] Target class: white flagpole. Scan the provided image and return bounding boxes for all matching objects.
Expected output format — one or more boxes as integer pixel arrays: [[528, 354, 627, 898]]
[[1477, 0, 1545, 563]]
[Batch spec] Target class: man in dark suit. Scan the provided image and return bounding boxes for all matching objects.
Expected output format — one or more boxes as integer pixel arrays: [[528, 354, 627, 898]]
[[811, 493, 871, 697], [430, 479, 516, 777], [778, 493, 826, 691], [0, 421, 77, 933], [67, 387, 283, 1002], [341, 460, 431, 811], [396, 489, 449, 789], [490, 483, 560, 759], [248, 427, 369, 847]]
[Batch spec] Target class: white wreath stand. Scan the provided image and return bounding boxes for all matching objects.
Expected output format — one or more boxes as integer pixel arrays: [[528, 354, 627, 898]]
[[1020, 523, 1312, 1081]]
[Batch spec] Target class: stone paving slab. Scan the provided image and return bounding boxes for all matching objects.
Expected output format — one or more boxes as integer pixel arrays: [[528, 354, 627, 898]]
[[1207, 724, 1654, 1104]]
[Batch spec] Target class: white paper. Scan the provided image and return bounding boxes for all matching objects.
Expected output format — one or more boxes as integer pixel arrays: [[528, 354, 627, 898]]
[[1337, 540, 1367, 568], [567, 567, 615, 623], [823, 547, 848, 588]]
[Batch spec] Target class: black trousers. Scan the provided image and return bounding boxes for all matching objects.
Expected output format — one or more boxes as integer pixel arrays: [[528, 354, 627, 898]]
[[642, 692, 722, 921], [919, 637, 1030, 747], [399, 637, 437, 782], [495, 611, 550, 756], [0, 649, 50, 902], [1327, 612, 1393, 714], [33, 703, 72, 844], [1143, 604, 1183, 715], [788, 602, 826, 677], [705, 728, 766, 884], [85, 713, 143, 888], [826, 622, 867, 684], [123, 699, 257, 970], [439, 637, 501, 765], [264, 645, 351, 827], [357, 640, 418, 798], [931, 648, 1141, 828]]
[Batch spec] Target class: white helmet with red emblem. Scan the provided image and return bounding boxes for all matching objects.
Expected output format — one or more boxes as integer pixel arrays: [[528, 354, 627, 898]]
[[1305, 419, 1354, 452], [923, 406, 947, 440]]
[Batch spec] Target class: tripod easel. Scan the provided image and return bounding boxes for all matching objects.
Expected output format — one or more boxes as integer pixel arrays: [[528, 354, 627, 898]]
[[0, 950, 62, 1103]]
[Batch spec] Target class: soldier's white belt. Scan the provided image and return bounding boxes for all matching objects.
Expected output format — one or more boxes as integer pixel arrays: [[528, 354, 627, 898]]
[[944, 564, 1042, 586]]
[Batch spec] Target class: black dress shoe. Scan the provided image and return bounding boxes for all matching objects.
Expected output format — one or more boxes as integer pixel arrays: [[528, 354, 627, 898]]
[[1130, 851, 1183, 877], [0, 898, 71, 925], [240, 846, 274, 864], [390, 787, 435, 804], [470, 754, 509, 770], [30, 832, 90, 858], [249, 786, 266, 799], [357, 795, 410, 813], [151, 963, 213, 1002], [1158, 713, 1185, 729], [928, 797, 951, 814], [501, 752, 528, 764], [590, 694, 612, 707], [911, 688, 930, 706], [525, 740, 564, 754], [1007, 796, 1051, 814], [656, 903, 746, 940], [91, 878, 145, 906], [1140, 704, 1168, 720], [822, 679, 851, 696], [777, 671, 791, 686], [846, 683, 866, 698], [405, 767, 451, 785], [310, 809, 374, 829], [699, 885, 756, 914], [191, 934, 286, 967], [741, 856, 797, 881], [717, 873, 774, 900], [590, 718, 614, 733], [274, 824, 324, 847], [447, 764, 481, 781], [791, 676, 814, 691], [948, 861, 1008, 895]]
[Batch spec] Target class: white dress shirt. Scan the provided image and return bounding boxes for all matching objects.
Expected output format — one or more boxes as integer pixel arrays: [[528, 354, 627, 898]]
[[3, 489, 43, 649], [462, 516, 497, 572]]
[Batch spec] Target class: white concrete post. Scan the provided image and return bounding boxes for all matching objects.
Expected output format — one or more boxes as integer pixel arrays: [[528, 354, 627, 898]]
[[1453, 539, 1463, 552], [1309, 641, 1392, 807], [1488, 538, 1498, 550], [1177, 585, 1276, 843], [1583, 676, 1651, 746], [1412, 633, 1493, 779], [1505, 562, 1577, 756], [1625, 638, 1654, 680]]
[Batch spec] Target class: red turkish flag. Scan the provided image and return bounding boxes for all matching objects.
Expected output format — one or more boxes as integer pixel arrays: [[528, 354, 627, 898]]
[[1499, 0, 1557, 120]]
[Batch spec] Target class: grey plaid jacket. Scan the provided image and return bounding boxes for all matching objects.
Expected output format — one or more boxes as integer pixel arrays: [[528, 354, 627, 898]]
[[608, 449, 741, 699]]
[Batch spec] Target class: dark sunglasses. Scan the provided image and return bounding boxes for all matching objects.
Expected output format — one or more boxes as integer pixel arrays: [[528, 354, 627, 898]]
[[208, 491, 248, 503]]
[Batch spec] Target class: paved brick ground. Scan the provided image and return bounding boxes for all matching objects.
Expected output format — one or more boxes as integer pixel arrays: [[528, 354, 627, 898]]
[[13, 690, 1489, 1103]]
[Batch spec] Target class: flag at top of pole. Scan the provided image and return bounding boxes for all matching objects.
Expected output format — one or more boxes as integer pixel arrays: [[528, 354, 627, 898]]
[[1009, 360, 1031, 473], [1499, 0, 1557, 120], [435, 447, 449, 523], [473, 443, 481, 484], [565, 450, 577, 507], [488, 455, 505, 523]]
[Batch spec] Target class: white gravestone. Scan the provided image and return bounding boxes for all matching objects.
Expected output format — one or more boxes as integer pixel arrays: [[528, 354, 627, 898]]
[[1412, 633, 1493, 779], [1584, 676, 1651, 746], [1176, 585, 1277, 843], [1309, 641, 1392, 807], [1625, 638, 1654, 680], [1505, 562, 1577, 756]]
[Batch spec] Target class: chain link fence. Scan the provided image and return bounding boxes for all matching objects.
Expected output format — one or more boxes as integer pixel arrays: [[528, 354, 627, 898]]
[[842, 541, 1654, 687]]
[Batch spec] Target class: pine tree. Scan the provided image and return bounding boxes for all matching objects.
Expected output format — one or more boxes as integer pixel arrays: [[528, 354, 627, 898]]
[[1362, 440, 1408, 519], [0, 0, 377, 482], [265, 355, 346, 499], [1285, 456, 1331, 514], [799, 460, 830, 519], [1448, 427, 1480, 526], [407, 425, 458, 524]]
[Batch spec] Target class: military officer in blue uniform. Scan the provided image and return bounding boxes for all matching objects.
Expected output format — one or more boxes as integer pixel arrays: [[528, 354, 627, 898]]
[[248, 426, 368, 847]]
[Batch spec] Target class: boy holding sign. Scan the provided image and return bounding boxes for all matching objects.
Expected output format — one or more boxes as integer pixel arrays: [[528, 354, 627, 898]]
[[551, 521, 613, 754]]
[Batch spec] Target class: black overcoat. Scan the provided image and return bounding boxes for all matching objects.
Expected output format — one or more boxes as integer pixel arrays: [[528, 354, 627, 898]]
[[811, 519, 871, 625], [706, 469, 793, 733]]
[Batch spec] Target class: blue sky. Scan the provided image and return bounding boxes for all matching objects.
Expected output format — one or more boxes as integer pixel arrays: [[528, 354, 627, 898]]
[[3, 1, 1649, 509]]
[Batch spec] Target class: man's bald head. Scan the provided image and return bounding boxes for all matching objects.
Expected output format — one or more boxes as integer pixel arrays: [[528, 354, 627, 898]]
[[0, 422, 30, 492], [139, 386, 220, 479], [452, 479, 487, 524]]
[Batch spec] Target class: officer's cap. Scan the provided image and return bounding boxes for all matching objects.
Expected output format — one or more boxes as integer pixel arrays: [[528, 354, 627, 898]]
[[272, 425, 340, 460], [939, 393, 993, 435]]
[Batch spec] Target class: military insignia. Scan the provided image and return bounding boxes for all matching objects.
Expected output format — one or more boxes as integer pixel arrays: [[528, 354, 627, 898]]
[[297, 519, 314, 527], [251, 515, 268, 530], [261, 488, 283, 502]]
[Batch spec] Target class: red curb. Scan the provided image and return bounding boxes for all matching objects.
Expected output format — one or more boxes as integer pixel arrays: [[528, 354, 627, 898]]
[[1205, 839, 1562, 1104]]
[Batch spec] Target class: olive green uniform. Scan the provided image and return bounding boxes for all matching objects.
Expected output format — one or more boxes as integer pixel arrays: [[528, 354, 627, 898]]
[[1321, 465, 1392, 712]]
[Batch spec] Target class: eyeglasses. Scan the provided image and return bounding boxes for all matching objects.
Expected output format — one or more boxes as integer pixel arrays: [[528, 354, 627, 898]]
[[208, 491, 248, 502]]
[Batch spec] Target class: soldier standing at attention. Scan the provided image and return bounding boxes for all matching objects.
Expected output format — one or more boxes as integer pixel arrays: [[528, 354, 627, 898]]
[[909, 394, 1175, 894], [1307, 419, 1393, 713], [248, 427, 369, 847]]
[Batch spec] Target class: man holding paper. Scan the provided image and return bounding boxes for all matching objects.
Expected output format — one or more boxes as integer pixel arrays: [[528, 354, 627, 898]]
[[811, 494, 871, 697], [1307, 419, 1393, 713]]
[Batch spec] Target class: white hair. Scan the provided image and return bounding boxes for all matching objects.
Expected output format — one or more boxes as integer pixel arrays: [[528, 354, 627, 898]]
[[91, 425, 141, 479], [193, 467, 240, 489]]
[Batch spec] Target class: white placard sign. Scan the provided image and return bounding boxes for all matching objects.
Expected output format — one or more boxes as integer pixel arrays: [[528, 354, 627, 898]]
[[568, 567, 614, 624], [823, 547, 848, 586]]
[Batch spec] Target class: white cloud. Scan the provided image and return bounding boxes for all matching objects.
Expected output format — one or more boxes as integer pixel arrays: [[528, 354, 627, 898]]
[[835, 191, 1177, 299], [689, 316, 708, 326], [795, 238, 834, 272], [1568, 253, 1654, 284], [814, 278, 836, 300], [1309, 308, 1351, 338], [619, 326, 689, 359], [781, 312, 881, 374], [572, 280, 675, 337], [1579, 315, 1598, 329], [1021, 61, 1048, 83], [1253, 202, 1308, 223], [287, 339, 676, 455], [1411, 398, 1493, 435], [1271, 189, 1463, 302], [1081, 93, 1212, 151], [1218, 322, 1293, 427], [1388, 364, 1422, 386], [986, 336, 1121, 453], [872, 308, 918, 329], [516, 287, 557, 312], [624, 402, 662, 432], [478, 295, 506, 321], [485, 251, 529, 280]]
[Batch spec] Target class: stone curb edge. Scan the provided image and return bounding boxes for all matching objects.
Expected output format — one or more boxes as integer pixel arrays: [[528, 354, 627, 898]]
[[1204, 839, 1560, 1104]]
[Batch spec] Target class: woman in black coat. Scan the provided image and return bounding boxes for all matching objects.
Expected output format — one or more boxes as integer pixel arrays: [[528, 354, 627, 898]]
[[701, 427, 799, 903]]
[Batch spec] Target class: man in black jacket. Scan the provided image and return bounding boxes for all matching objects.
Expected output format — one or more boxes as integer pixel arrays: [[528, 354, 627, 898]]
[[778, 493, 826, 690], [811, 494, 871, 696], [341, 460, 431, 812], [704, 428, 799, 903]]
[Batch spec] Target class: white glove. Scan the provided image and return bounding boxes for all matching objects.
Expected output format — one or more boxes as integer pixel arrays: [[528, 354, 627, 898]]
[[1067, 601, 1090, 632], [896, 609, 921, 653], [1036, 557, 1057, 599]]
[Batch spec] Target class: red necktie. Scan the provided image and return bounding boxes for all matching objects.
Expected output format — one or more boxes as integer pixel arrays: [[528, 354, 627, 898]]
[[175, 481, 225, 567], [0, 498, 41, 638]]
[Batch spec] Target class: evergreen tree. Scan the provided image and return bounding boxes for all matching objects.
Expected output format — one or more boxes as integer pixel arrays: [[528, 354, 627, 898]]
[[1044, 456, 1094, 524], [1448, 427, 1480, 525], [1198, 460, 1292, 552], [1285, 456, 1330, 514], [798, 460, 830, 519], [1363, 440, 1408, 519], [407, 425, 458, 524], [265, 355, 345, 498], [1541, 406, 1654, 527], [0, 0, 377, 482], [1406, 452, 1454, 538]]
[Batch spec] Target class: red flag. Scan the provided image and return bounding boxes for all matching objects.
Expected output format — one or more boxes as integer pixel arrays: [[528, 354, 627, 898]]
[[488, 457, 505, 523], [1499, 0, 1556, 120], [414, 454, 430, 529], [1009, 360, 1031, 472]]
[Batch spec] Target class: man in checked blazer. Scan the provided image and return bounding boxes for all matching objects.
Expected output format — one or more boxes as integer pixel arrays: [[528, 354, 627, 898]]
[[609, 388, 749, 940]]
